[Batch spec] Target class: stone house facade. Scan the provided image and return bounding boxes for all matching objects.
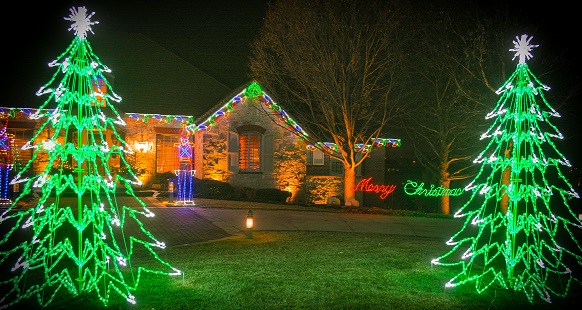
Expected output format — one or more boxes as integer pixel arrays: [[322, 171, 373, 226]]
[[191, 83, 308, 202], [3, 82, 355, 205], [187, 82, 347, 204]]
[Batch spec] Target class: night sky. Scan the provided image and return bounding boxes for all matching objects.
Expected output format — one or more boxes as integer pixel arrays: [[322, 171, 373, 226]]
[[1, 0, 580, 166], [2, 1, 578, 104], [1, 0, 268, 107]]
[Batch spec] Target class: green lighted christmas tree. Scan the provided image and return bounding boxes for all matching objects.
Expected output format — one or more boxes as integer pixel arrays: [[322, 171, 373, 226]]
[[432, 34, 581, 303], [0, 7, 180, 308]]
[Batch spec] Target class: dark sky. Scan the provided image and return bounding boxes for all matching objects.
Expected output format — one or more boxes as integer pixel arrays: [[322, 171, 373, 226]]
[[1, 0, 268, 107], [1, 1, 579, 149], [2, 1, 578, 105], [0, 1, 580, 169]]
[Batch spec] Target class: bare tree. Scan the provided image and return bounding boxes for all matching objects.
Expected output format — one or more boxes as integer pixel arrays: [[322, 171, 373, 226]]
[[399, 0, 555, 214], [249, 0, 409, 204], [397, 1, 499, 214]]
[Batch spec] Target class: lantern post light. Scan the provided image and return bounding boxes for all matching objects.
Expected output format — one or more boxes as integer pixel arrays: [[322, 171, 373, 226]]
[[246, 210, 254, 239]]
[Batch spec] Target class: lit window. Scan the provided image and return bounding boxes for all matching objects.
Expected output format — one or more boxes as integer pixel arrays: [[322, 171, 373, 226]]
[[239, 132, 261, 172], [312, 149, 324, 165], [156, 134, 179, 173]]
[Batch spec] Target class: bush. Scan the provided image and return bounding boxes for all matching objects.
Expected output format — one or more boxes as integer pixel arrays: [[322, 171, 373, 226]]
[[232, 187, 256, 201], [255, 188, 291, 203], [193, 178, 234, 199], [146, 172, 176, 191]]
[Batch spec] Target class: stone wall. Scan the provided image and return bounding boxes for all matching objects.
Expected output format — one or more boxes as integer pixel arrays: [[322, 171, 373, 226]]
[[305, 176, 343, 205], [273, 129, 306, 202], [197, 126, 229, 182], [195, 97, 307, 201]]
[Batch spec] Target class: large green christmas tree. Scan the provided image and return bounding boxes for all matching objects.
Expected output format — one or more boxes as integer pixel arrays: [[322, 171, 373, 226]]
[[0, 7, 180, 308], [432, 34, 581, 303]]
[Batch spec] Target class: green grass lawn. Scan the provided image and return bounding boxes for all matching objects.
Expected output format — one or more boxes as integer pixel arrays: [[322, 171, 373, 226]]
[[18, 231, 581, 310]]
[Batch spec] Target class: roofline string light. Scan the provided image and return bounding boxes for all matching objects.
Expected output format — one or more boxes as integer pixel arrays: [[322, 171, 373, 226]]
[[306, 138, 401, 153], [184, 82, 310, 139]]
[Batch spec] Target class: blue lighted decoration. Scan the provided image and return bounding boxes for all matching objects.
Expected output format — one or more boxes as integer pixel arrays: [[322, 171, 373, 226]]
[[174, 128, 195, 205], [0, 116, 12, 205]]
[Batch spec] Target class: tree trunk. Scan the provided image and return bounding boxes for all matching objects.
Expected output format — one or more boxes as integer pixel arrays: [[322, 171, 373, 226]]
[[440, 179, 451, 215], [439, 151, 451, 215], [344, 164, 357, 205], [500, 141, 513, 214]]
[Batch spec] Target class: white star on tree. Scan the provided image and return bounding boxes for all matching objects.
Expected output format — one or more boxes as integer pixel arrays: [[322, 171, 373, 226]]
[[510, 34, 538, 64], [64, 6, 98, 39]]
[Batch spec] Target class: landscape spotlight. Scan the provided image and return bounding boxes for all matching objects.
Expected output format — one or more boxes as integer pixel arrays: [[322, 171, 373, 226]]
[[246, 210, 254, 239]]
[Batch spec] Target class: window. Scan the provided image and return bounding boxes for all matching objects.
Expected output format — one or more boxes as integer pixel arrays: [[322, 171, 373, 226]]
[[156, 134, 179, 173], [330, 159, 343, 175], [306, 149, 325, 166], [228, 127, 272, 173], [330, 153, 363, 176], [7, 129, 33, 175], [239, 132, 261, 172], [312, 149, 324, 165]]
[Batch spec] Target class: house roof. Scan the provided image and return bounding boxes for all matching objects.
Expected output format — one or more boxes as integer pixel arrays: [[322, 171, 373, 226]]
[[90, 30, 232, 118], [193, 81, 254, 125], [187, 82, 401, 153], [186, 81, 310, 139]]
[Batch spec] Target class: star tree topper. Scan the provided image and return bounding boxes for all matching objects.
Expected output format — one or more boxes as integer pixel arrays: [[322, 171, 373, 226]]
[[510, 34, 538, 64], [64, 6, 98, 39]]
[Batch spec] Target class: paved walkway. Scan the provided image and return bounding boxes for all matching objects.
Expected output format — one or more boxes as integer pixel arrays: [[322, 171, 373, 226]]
[[147, 197, 464, 245], [2, 196, 465, 246]]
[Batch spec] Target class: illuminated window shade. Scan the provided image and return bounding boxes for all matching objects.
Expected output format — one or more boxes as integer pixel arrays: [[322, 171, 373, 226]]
[[239, 133, 261, 171], [312, 149, 324, 165], [156, 134, 179, 173], [7, 129, 33, 172]]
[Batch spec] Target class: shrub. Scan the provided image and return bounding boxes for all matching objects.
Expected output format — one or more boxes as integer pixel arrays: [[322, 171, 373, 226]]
[[193, 178, 234, 199], [147, 172, 176, 191], [232, 187, 256, 201], [255, 188, 291, 203]]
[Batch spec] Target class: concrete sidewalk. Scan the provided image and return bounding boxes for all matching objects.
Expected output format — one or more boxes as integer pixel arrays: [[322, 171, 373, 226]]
[[193, 206, 464, 241], [3, 196, 465, 246], [131, 197, 464, 242]]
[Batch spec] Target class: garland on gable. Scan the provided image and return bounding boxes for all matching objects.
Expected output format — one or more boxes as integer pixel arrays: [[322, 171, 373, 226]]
[[3, 84, 399, 154], [184, 82, 310, 140]]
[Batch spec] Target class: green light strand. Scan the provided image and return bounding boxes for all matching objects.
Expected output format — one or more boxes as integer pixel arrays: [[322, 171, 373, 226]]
[[1, 7, 181, 309], [431, 34, 581, 304]]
